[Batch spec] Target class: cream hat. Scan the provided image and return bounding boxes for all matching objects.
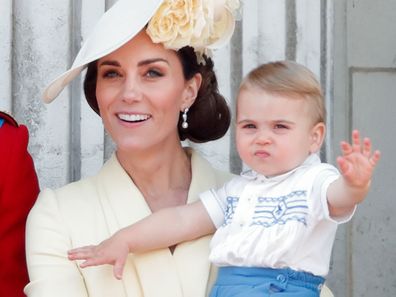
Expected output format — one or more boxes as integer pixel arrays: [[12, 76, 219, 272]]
[[43, 0, 239, 103]]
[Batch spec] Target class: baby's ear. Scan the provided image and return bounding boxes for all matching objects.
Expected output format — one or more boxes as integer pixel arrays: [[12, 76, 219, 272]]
[[309, 122, 326, 153]]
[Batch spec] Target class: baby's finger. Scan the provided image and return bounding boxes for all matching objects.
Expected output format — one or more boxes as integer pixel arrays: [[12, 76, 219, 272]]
[[340, 141, 353, 156], [68, 245, 95, 254], [80, 258, 102, 268], [362, 137, 372, 157], [370, 150, 381, 166], [337, 156, 350, 175], [68, 246, 96, 260], [351, 130, 362, 152], [114, 256, 127, 280]]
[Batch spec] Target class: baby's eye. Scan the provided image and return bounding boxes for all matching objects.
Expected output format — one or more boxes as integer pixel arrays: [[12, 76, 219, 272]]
[[274, 124, 288, 129], [145, 69, 163, 78], [243, 123, 256, 129]]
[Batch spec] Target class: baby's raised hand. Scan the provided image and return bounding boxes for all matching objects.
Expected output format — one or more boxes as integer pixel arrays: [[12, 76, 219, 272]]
[[68, 232, 130, 280], [337, 130, 380, 190]]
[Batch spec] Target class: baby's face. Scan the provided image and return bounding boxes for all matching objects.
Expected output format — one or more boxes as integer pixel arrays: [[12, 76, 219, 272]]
[[235, 87, 322, 177]]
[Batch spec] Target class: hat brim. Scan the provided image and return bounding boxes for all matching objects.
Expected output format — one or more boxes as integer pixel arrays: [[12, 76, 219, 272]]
[[43, 0, 164, 103]]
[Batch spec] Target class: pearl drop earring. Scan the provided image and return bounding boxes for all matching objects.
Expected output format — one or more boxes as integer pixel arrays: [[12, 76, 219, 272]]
[[182, 108, 189, 129]]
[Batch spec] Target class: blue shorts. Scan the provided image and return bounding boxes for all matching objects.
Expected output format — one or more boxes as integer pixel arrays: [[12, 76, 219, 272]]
[[210, 266, 325, 297]]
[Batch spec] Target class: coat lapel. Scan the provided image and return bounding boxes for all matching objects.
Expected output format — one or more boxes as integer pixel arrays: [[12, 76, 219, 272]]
[[96, 150, 230, 297], [96, 155, 184, 296], [172, 148, 223, 297]]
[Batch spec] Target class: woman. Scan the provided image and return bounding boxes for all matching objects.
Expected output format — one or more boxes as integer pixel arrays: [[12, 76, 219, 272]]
[[26, 1, 236, 297], [25, 1, 333, 296]]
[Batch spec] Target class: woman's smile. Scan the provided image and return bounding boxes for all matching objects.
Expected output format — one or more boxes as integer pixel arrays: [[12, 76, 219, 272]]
[[117, 113, 152, 123]]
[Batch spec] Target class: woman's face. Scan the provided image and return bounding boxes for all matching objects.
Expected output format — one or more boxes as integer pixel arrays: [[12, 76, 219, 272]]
[[96, 30, 196, 154]]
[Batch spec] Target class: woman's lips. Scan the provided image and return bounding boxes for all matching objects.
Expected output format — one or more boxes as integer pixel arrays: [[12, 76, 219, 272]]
[[117, 113, 151, 123]]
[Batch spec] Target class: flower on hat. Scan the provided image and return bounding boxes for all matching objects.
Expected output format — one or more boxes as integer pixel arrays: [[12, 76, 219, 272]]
[[146, 0, 240, 60]]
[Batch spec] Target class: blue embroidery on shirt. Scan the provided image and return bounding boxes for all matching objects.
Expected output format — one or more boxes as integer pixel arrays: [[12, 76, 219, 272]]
[[223, 196, 239, 225], [0, 118, 4, 128], [252, 190, 308, 227]]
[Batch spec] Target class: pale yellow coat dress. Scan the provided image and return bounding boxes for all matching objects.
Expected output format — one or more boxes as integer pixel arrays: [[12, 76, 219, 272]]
[[25, 148, 333, 297]]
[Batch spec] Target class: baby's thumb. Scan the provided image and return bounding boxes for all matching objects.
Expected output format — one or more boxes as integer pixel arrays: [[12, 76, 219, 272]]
[[113, 257, 127, 280]]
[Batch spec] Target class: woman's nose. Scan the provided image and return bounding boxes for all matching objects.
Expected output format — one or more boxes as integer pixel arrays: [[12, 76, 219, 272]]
[[121, 75, 142, 103]]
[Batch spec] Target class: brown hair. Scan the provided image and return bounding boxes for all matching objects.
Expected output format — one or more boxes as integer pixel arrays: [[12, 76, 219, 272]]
[[83, 46, 230, 143], [241, 61, 326, 124]]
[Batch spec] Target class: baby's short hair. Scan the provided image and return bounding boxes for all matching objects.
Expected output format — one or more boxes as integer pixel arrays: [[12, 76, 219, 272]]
[[241, 61, 326, 124]]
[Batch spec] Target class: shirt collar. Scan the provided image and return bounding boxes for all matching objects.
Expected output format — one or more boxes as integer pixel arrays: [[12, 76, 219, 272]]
[[240, 153, 321, 183]]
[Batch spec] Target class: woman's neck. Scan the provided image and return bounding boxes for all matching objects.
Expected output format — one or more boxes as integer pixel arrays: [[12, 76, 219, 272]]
[[116, 144, 192, 212]]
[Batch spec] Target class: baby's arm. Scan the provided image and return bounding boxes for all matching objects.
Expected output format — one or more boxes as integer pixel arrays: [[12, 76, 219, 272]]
[[68, 200, 215, 279], [327, 130, 380, 217]]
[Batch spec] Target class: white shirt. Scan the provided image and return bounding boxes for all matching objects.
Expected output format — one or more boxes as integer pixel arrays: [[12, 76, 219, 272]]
[[200, 154, 355, 277]]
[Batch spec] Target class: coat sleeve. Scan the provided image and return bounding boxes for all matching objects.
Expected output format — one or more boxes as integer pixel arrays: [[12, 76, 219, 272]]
[[24, 189, 88, 297], [0, 123, 39, 297]]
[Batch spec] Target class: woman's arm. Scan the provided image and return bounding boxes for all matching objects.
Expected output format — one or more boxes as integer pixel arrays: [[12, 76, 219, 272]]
[[25, 189, 88, 297], [68, 200, 215, 279]]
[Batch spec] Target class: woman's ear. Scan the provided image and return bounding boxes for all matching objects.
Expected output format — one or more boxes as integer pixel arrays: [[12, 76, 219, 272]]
[[181, 73, 202, 111], [309, 122, 326, 153]]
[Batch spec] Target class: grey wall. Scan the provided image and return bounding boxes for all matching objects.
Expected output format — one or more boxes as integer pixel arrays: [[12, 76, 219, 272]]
[[1, 0, 394, 295], [330, 0, 396, 296]]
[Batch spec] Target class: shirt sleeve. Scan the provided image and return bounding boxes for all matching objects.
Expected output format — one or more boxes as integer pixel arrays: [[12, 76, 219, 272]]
[[313, 164, 356, 224], [200, 184, 229, 229]]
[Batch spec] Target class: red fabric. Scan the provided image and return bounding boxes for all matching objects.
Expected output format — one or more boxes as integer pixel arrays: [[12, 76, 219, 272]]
[[0, 120, 39, 297]]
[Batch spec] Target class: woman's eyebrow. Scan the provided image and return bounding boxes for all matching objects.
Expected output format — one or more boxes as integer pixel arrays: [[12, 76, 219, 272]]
[[138, 58, 169, 66], [98, 60, 120, 67], [98, 58, 169, 68]]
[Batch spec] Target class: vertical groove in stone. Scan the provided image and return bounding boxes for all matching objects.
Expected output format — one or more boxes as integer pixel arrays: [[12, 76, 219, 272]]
[[105, 0, 117, 10], [104, 130, 116, 162], [229, 20, 243, 174], [103, 0, 117, 161], [2, 0, 13, 112], [70, 0, 82, 182], [285, 0, 297, 61], [320, 0, 329, 162]]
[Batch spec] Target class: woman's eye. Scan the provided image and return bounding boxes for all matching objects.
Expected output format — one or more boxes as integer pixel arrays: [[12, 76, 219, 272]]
[[145, 69, 163, 78], [102, 70, 120, 79]]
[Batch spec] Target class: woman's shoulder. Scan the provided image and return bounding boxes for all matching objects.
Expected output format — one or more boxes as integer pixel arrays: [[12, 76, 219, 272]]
[[33, 155, 128, 211], [44, 175, 97, 197], [33, 175, 98, 214], [39, 155, 123, 201]]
